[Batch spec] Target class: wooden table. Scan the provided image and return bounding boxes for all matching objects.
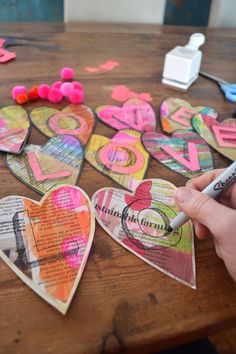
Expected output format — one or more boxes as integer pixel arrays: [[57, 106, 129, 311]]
[[0, 23, 236, 354]]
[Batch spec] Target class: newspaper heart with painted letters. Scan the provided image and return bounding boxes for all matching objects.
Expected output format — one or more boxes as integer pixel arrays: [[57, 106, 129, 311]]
[[30, 104, 95, 146], [92, 179, 196, 288], [5, 135, 84, 195], [85, 129, 150, 191], [192, 114, 236, 161], [160, 98, 217, 133], [95, 98, 156, 132], [0, 185, 95, 314], [142, 130, 214, 178], [0, 105, 30, 153]]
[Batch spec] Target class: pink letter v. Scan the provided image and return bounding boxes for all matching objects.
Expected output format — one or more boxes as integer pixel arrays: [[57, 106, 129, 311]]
[[162, 142, 200, 171]]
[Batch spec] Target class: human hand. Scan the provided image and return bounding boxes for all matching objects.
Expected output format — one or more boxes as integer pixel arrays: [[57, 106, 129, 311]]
[[174, 169, 236, 282]]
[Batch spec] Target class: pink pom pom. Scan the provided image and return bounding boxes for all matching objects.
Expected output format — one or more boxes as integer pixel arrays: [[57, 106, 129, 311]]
[[52, 81, 63, 89], [60, 67, 74, 81], [38, 84, 50, 99], [60, 82, 74, 97], [48, 88, 63, 103], [69, 89, 84, 104], [73, 81, 83, 91], [11, 86, 27, 100]]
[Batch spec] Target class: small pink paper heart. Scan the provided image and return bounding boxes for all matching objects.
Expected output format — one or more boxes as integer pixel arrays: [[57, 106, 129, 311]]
[[85, 60, 119, 73], [111, 85, 131, 101], [111, 85, 153, 103], [0, 38, 6, 46], [99, 61, 119, 71], [139, 93, 153, 101], [85, 67, 101, 73]]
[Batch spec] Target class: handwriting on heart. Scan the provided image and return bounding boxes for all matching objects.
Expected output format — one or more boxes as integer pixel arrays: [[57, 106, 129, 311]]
[[92, 179, 196, 288], [0, 185, 95, 314], [6, 135, 84, 195], [111, 85, 153, 103], [95, 98, 156, 132], [85, 129, 150, 191], [30, 104, 95, 146], [160, 98, 217, 133], [142, 130, 214, 178], [192, 114, 236, 161], [0, 105, 30, 153], [85, 60, 119, 73]]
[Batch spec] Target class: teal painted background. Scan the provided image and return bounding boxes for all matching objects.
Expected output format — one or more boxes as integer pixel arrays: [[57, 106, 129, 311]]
[[0, 0, 63, 22], [0, 0, 212, 25], [164, 0, 212, 26]]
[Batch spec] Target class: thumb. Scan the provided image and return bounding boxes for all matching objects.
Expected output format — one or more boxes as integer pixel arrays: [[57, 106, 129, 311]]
[[174, 187, 234, 237]]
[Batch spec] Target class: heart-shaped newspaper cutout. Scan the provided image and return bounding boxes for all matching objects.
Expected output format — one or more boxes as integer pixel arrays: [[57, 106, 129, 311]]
[[0, 105, 30, 153], [85, 129, 150, 191], [30, 104, 95, 146], [6, 135, 84, 195], [0, 185, 95, 314], [192, 114, 236, 160], [95, 98, 156, 132], [92, 179, 196, 288], [160, 98, 217, 133], [142, 130, 214, 178]]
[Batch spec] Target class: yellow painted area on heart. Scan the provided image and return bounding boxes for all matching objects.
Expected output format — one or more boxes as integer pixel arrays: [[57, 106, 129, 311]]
[[30, 104, 95, 145], [85, 129, 150, 191], [0, 105, 29, 129]]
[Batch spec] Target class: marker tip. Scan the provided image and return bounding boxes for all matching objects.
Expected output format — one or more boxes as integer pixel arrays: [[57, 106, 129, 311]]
[[164, 225, 173, 236]]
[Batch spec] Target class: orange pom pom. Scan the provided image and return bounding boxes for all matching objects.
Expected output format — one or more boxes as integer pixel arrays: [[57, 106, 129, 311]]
[[16, 93, 28, 104], [28, 85, 39, 101]]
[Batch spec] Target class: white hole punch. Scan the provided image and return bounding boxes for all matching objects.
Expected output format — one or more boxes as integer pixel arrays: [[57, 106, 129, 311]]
[[162, 33, 206, 90]]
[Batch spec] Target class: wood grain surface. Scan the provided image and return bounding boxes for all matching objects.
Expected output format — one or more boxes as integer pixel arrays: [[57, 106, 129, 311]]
[[0, 23, 235, 354]]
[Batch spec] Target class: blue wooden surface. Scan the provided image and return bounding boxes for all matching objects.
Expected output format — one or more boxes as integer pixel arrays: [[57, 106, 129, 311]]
[[0, 0, 63, 22], [164, 0, 212, 26]]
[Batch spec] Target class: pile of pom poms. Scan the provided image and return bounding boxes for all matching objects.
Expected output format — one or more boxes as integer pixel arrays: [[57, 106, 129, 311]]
[[11, 67, 84, 105]]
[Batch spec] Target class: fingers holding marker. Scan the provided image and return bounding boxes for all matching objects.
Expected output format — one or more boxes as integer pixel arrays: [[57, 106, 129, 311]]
[[174, 187, 236, 241], [186, 169, 236, 206], [186, 169, 224, 190]]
